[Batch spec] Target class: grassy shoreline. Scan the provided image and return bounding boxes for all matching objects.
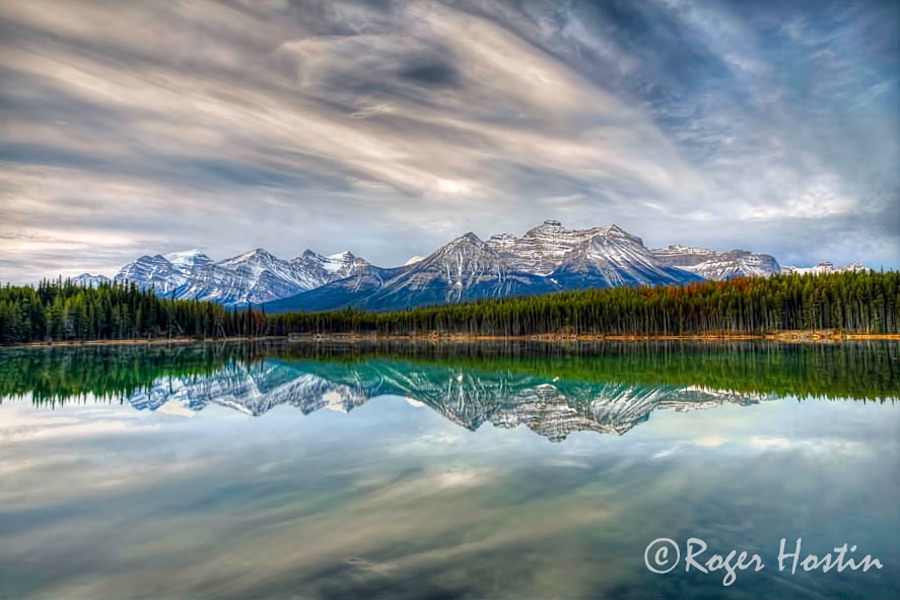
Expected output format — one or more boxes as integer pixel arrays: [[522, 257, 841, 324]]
[[3, 330, 899, 349]]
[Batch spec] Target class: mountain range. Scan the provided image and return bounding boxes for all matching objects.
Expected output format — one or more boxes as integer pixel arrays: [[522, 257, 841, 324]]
[[72, 220, 865, 312], [128, 358, 772, 442]]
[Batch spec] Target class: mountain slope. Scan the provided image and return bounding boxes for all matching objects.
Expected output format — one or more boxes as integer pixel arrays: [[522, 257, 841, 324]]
[[271, 233, 559, 312], [550, 226, 704, 288], [112, 248, 364, 306], [488, 219, 624, 275], [114, 254, 189, 295], [264, 262, 408, 312], [781, 262, 866, 275], [268, 224, 700, 312], [71, 273, 112, 287], [359, 232, 557, 309], [651, 245, 781, 280]]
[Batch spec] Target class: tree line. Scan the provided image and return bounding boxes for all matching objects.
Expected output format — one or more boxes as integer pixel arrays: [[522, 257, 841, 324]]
[[0, 278, 267, 344], [0, 270, 897, 344], [268, 270, 899, 337]]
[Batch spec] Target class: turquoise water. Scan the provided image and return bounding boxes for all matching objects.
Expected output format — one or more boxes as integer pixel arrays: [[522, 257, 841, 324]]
[[0, 341, 897, 599]]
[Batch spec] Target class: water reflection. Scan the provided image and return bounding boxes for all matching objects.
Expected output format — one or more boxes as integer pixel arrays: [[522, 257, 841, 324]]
[[129, 359, 776, 441], [0, 342, 897, 599], [1, 341, 896, 443]]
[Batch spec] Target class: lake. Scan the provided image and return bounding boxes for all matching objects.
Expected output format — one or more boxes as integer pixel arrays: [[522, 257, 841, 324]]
[[0, 341, 897, 599]]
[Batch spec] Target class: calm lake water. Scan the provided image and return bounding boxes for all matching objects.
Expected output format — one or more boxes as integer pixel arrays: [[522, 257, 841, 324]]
[[0, 341, 897, 599]]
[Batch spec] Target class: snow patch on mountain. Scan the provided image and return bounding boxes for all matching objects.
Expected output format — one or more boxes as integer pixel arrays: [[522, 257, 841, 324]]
[[113, 247, 369, 306], [781, 262, 867, 275], [71, 273, 111, 287], [550, 226, 703, 288], [488, 220, 649, 276], [162, 249, 214, 273], [651, 245, 781, 280]]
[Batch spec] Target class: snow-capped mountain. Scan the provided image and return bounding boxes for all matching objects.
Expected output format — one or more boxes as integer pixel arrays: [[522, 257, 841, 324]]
[[265, 262, 409, 313], [161, 249, 215, 273], [270, 232, 559, 312], [71, 273, 111, 287], [73, 220, 865, 310], [549, 225, 704, 288], [270, 223, 702, 312], [781, 262, 867, 275], [290, 249, 359, 284], [126, 358, 773, 442], [488, 220, 648, 276], [385, 232, 556, 305], [114, 253, 191, 295], [651, 245, 781, 280], [111, 248, 363, 305]]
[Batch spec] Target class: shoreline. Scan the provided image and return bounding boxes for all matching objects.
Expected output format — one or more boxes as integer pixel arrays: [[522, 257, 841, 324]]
[[3, 331, 899, 349]]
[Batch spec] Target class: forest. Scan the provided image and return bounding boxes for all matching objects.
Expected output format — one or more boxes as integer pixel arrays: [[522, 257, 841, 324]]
[[0, 278, 267, 344], [270, 270, 899, 337], [0, 270, 897, 344]]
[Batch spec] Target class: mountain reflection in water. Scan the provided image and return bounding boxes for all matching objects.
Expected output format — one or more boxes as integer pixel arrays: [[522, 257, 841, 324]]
[[130, 360, 772, 441], [2, 340, 895, 442]]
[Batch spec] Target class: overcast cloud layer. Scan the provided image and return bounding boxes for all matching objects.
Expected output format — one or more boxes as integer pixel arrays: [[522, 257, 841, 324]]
[[0, 0, 897, 282]]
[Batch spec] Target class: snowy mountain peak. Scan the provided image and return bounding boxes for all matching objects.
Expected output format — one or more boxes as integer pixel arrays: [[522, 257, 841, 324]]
[[781, 262, 867, 275], [162, 249, 214, 274], [547, 225, 701, 289], [163, 248, 208, 261], [442, 232, 486, 251], [114, 254, 187, 295], [326, 228, 552, 309], [596, 224, 626, 236], [423, 233, 498, 272], [652, 245, 780, 280], [223, 248, 278, 265], [658, 244, 709, 255], [491, 221, 646, 276], [109, 245, 371, 306], [292, 249, 358, 280], [595, 224, 643, 245], [486, 233, 517, 253], [322, 251, 357, 274], [524, 220, 566, 237], [72, 273, 111, 287], [349, 257, 371, 271]]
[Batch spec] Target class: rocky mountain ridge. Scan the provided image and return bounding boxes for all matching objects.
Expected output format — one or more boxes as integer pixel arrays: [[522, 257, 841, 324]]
[[70, 220, 866, 310]]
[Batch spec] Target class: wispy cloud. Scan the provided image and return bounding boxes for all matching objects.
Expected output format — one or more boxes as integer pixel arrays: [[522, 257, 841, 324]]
[[0, 0, 896, 281]]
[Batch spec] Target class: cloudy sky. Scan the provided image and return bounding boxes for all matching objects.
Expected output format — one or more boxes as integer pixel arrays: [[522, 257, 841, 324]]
[[0, 0, 897, 282]]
